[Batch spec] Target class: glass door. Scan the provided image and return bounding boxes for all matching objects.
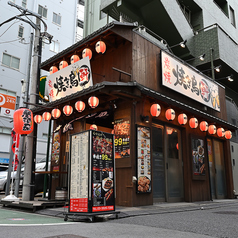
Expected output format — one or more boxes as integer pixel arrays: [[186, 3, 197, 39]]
[[152, 124, 184, 203], [207, 138, 226, 199], [166, 127, 184, 202], [152, 124, 165, 202]]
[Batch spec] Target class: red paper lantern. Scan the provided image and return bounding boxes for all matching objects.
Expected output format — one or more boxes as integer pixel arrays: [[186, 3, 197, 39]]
[[75, 101, 85, 112], [208, 125, 216, 135], [165, 109, 175, 121], [150, 104, 161, 117], [90, 124, 97, 130], [42, 112, 51, 121], [51, 109, 61, 119], [178, 113, 187, 125], [49, 66, 58, 75], [200, 121, 208, 132], [59, 60, 68, 70], [34, 115, 42, 124], [189, 117, 198, 129], [88, 96, 99, 108], [70, 54, 80, 64], [217, 127, 225, 137], [225, 130, 232, 139], [63, 105, 73, 116], [82, 48, 92, 60], [95, 40, 106, 54], [13, 108, 34, 135]]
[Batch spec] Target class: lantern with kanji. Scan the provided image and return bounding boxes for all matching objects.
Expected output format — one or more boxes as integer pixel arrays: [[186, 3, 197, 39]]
[[90, 124, 97, 130], [75, 101, 85, 112], [59, 60, 68, 70], [165, 109, 175, 121], [217, 127, 225, 137], [88, 96, 99, 108], [150, 104, 161, 117], [70, 54, 80, 64], [42, 112, 51, 121], [95, 40, 106, 54], [225, 130, 232, 139], [208, 125, 216, 135], [34, 115, 42, 124], [189, 117, 198, 129], [49, 66, 58, 75], [63, 105, 73, 116], [51, 108, 61, 119], [178, 113, 187, 125], [200, 121, 208, 132], [82, 48, 92, 60], [13, 108, 34, 135]]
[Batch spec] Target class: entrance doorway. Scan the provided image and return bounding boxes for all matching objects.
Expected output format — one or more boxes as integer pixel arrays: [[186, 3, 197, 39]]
[[152, 124, 184, 203], [207, 139, 227, 199]]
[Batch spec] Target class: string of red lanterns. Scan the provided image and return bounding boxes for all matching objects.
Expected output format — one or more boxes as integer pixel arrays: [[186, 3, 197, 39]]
[[49, 41, 107, 74], [32, 100, 232, 140], [149, 104, 232, 139]]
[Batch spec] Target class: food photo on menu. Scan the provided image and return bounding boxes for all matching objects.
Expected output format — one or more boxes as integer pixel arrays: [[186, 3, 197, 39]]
[[137, 126, 151, 193]]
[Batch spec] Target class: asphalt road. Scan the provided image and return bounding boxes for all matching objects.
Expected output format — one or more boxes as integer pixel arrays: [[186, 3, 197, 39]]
[[0, 200, 238, 238]]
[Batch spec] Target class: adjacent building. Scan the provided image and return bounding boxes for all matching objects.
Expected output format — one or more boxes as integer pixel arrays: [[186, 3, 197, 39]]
[[0, 0, 83, 167]]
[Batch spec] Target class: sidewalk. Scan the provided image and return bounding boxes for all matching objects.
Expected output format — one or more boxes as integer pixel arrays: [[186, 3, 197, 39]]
[[34, 198, 238, 221]]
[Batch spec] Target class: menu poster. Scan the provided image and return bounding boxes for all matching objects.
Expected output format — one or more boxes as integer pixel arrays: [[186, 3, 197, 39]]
[[114, 118, 130, 159], [69, 131, 89, 212], [51, 131, 60, 172], [91, 130, 115, 212], [191, 137, 206, 179], [136, 126, 151, 193]]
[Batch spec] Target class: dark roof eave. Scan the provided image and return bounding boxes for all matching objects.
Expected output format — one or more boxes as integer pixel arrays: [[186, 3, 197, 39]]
[[32, 81, 237, 131]]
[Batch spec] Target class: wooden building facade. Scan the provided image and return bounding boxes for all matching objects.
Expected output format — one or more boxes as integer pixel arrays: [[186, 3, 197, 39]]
[[34, 22, 236, 206]]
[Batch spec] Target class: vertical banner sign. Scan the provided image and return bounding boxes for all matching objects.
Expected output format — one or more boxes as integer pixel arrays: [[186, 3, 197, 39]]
[[51, 131, 60, 172], [136, 126, 151, 193], [69, 130, 115, 214], [70, 131, 89, 212], [161, 51, 220, 112], [114, 118, 130, 159], [91, 131, 115, 212]]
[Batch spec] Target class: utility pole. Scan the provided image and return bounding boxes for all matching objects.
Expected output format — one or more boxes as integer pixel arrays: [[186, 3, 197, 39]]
[[1, 2, 53, 201], [22, 17, 40, 201]]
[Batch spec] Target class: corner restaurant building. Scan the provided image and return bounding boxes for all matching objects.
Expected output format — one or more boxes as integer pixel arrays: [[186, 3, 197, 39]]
[[35, 22, 236, 206]]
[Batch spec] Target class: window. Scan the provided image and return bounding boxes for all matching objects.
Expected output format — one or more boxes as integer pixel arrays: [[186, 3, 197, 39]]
[[50, 40, 60, 53], [18, 26, 24, 38], [38, 5, 47, 18], [213, 0, 228, 16], [230, 6, 236, 27], [53, 13, 61, 25], [2, 53, 20, 70], [22, 0, 27, 8]]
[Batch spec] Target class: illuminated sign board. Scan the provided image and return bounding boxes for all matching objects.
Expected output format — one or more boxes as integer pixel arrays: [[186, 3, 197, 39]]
[[161, 51, 220, 112]]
